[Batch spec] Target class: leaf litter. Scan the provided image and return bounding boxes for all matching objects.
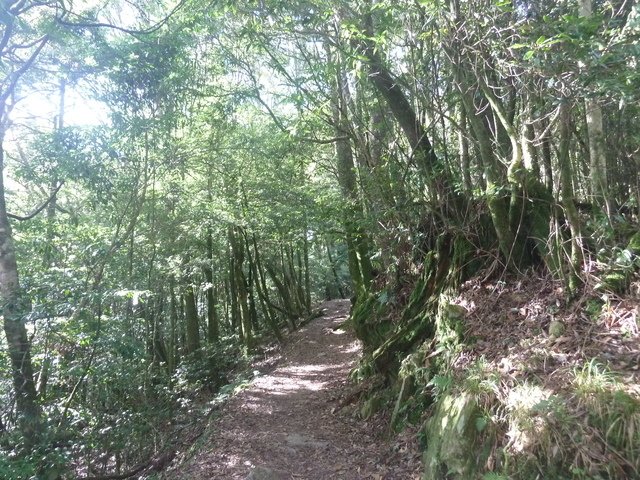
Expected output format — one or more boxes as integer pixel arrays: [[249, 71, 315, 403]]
[[162, 299, 421, 479]]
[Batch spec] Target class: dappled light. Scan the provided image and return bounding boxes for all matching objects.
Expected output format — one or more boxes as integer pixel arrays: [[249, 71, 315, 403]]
[[166, 300, 421, 479], [0, 0, 637, 478]]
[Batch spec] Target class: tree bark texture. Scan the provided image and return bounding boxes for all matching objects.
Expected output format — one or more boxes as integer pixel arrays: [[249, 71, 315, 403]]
[[0, 132, 41, 445]]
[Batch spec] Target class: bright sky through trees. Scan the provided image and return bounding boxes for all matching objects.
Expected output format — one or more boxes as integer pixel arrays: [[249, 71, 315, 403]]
[[12, 87, 109, 129]]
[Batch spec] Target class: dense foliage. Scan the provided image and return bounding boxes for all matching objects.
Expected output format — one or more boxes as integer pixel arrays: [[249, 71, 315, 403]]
[[0, 0, 638, 478]]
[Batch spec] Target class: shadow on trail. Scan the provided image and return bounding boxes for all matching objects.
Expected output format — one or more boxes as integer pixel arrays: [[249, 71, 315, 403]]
[[168, 299, 411, 480]]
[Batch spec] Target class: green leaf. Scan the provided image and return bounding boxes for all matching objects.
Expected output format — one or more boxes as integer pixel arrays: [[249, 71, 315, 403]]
[[475, 416, 488, 432], [378, 291, 389, 305]]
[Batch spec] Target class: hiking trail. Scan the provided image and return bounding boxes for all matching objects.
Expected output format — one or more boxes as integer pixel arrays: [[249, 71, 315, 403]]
[[166, 299, 421, 480]]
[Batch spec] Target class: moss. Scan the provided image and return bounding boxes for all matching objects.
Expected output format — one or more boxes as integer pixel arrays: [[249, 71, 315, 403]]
[[422, 393, 491, 479], [450, 235, 479, 283], [437, 302, 468, 346], [481, 171, 554, 271], [487, 190, 516, 266], [599, 271, 630, 294], [351, 293, 392, 351], [360, 392, 387, 420], [585, 299, 603, 320], [521, 176, 554, 269], [596, 231, 640, 294], [548, 320, 565, 338], [402, 258, 434, 321], [370, 234, 458, 374]]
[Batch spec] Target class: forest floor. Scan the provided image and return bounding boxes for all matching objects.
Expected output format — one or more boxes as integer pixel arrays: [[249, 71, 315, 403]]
[[163, 299, 421, 480]]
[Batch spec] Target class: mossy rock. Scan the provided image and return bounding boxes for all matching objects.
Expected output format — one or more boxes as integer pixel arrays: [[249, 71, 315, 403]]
[[360, 392, 387, 420], [423, 392, 490, 479], [436, 302, 467, 346], [548, 320, 565, 338]]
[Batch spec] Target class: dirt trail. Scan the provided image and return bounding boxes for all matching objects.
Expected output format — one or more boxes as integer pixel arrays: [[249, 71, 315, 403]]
[[167, 299, 420, 479]]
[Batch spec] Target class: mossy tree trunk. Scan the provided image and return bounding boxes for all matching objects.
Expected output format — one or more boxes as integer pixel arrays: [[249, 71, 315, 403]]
[[457, 82, 514, 261], [448, 0, 552, 270], [366, 234, 469, 374]]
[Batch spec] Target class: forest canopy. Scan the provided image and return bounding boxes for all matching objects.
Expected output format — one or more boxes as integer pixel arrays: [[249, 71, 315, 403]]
[[0, 0, 638, 478]]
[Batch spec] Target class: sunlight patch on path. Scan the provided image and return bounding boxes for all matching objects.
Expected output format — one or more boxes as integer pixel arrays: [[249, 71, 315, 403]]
[[339, 340, 361, 354], [250, 363, 341, 395], [166, 299, 412, 480]]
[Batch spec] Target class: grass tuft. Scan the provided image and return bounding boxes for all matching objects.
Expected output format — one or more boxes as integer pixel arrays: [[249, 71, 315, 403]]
[[570, 360, 640, 478]]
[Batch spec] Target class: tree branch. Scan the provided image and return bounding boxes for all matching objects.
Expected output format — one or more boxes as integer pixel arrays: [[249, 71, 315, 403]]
[[0, 35, 49, 105], [7, 181, 64, 221], [56, 0, 191, 36], [252, 91, 347, 144]]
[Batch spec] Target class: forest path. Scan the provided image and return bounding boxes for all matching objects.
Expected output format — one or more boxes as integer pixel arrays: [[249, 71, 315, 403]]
[[168, 299, 420, 479]]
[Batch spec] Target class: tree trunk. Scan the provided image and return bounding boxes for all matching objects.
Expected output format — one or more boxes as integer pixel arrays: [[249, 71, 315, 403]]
[[265, 261, 298, 331], [183, 284, 200, 355], [151, 297, 168, 367], [248, 235, 283, 342], [325, 38, 374, 296], [246, 247, 260, 333], [325, 240, 345, 299], [228, 247, 239, 335], [229, 226, 253, 351], [0, 131, 41, 446], [558, 102, 584, 293], [204, 229, 220, 343], [521, 103, 540, 179], [168, 281, 179, 373], [579, 0, 612, 219], [458, 104, 473, 196], [535, 115, 554, 193], [456, 73, 513, 263], [360, 15, 439, 197], [302, 231, 311, 313], [252, 235, 278, 318]]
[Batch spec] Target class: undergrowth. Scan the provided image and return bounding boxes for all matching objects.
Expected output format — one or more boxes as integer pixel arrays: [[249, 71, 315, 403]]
[[416, 358, 639, 479], [358, 269, 640, 479]]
